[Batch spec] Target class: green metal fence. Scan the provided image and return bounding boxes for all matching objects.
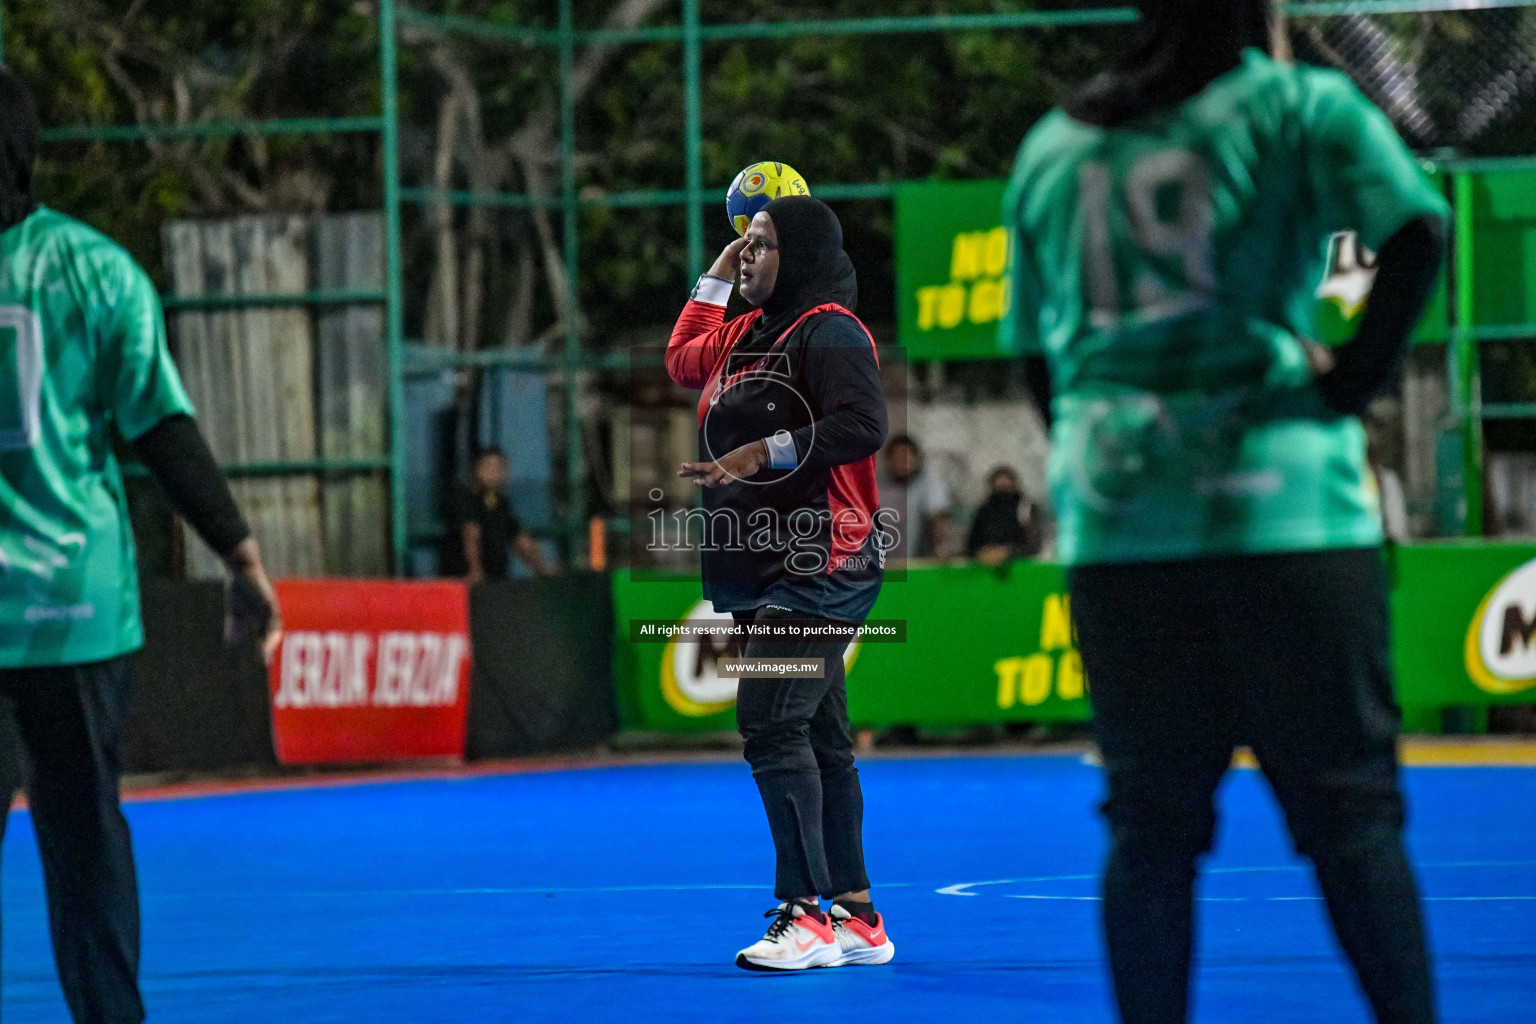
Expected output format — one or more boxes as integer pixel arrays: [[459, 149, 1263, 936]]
[[7, 0, 1536, 570]]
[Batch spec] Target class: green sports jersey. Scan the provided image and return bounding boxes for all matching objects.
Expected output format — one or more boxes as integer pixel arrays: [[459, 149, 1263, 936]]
[[0, 206, 193, 667], [1001, 49, 1449, 565]]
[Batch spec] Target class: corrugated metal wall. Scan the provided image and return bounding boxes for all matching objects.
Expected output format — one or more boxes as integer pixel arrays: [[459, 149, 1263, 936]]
[[315, 214, 388, 576], [164, 214, 387, 579]]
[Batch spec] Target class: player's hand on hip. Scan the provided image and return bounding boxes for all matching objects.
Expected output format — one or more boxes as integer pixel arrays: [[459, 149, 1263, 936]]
[[679, 440, 770, 487], [223, 537, 283, 664], [707, 236, 751, 282], [1302, 339, 1337, 378]]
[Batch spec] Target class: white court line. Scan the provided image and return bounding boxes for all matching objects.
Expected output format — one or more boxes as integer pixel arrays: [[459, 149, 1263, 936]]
[[145, 861, 1536, 902], [938, 876, 1095, 895], [148, 882, 924, 901], [424, 881, 926, 896], [1002, 895, 1281, 902], [937, 867, 1300, 897], [938, 860, 1536, 896], [1002, 894, 1268, 903], [1002, 894, 1536, 903], [143, 882, 1536, 903]]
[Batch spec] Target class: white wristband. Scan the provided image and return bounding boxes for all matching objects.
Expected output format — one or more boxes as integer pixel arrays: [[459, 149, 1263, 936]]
[[690, 274, 733, 307], [763, 430, 799, 470]]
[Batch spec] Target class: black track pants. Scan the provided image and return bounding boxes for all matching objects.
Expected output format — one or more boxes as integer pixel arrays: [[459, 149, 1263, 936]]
[[0, 656, 144, 1024], [734, 607, 871, 902], [1070, 548, 1434, 1024]]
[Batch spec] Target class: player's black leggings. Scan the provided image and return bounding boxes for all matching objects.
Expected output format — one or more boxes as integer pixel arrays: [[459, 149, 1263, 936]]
[[1070, 548, 1434, 1024], [733, 606, 870, 902], [0, 656, 143, 1024]]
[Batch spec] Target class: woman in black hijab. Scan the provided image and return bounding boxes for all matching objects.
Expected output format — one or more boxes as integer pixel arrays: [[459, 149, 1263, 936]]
[[666, 196, 894, 971]]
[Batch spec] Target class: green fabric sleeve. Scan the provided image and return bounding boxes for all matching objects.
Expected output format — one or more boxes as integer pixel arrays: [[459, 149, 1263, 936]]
[[999, 173, 1044, 357], [1303, 71, 1450, 252], [97, 251, 194, 441]]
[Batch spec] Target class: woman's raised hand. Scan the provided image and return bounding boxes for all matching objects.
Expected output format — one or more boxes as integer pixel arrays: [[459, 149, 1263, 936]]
[[707, 236, 751, 282]]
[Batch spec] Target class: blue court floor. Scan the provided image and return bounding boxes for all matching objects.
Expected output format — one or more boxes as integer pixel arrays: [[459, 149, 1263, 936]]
[[1, 753, 1532, 1023]]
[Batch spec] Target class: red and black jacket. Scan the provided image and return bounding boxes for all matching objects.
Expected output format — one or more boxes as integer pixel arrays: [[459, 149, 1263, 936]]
[[667, 290, 888, 623]]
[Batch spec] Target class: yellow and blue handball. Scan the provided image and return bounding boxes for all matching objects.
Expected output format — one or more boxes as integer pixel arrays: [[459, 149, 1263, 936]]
[[726, 161, 810, 236]]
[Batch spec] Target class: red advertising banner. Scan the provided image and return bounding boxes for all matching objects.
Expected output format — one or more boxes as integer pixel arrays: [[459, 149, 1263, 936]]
[[268, 580, 473, 765]]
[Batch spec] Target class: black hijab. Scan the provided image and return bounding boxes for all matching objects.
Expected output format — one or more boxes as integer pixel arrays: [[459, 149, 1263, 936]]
[[728, 195, 857, 373], [1067, 0, 1274, 129], [0, 69, 39, 233]]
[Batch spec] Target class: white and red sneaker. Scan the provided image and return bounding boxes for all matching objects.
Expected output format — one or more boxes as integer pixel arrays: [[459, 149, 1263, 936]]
[[735, 903, 840, 971], [825, 904, 895, 966]]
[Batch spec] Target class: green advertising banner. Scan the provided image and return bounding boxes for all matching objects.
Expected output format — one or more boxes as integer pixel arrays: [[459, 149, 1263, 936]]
[[892, 172, 1497, 359], [1469, 169, 1536, 331], [894, 179, 1013, 361], [615, 561, 1088, 733], [1392, 541, 1536, 717], [613, 542, 1536, 735]]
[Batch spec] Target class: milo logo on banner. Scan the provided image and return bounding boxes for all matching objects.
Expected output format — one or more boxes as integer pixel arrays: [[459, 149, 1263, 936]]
[[661, 600, 861, 717], [1466, 559, 1536, 694]]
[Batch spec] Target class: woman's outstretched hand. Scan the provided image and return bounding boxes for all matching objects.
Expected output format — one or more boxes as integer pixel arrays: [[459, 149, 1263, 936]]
[[679, 440, 770, 487], [707, 236, 751, 282]]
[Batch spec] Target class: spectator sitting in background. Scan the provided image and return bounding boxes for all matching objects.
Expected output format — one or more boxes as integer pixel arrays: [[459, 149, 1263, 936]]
[[878, 433, 953, 561], [446, 446, 556, 583], [966, 466, 1044, 566]]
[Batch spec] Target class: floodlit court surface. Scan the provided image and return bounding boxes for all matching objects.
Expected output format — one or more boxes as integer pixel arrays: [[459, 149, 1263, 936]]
[[2, 746, 1533, 1023]]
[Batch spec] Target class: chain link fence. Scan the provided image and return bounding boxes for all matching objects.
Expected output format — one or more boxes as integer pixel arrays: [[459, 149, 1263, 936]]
[[1289, 4, 1536, 155]]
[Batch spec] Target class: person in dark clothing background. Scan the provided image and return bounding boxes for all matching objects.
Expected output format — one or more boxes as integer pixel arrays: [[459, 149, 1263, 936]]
[[445, 446, 555, 582], [667, 195, 895, 972], [965, 466, 1045, 565]]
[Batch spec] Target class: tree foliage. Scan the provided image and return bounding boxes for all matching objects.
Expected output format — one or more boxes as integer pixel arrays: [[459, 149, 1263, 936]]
[[3, 0, 1120, 350], [6, 1, 1535, 353], [8, 0, 381, 267]]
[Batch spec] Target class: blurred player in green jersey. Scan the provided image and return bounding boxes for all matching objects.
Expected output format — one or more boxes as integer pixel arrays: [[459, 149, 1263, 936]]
[[0, 69, 280, 1023], [1003, 2, 1446, 1022]]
